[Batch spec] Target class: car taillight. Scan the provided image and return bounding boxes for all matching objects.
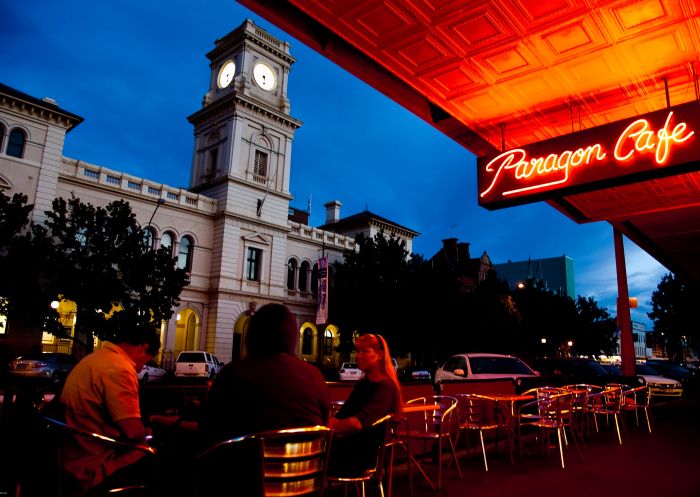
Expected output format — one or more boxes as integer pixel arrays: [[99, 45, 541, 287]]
[[33, 362, 48, 368], [205, 365, 209, 372], [340, 369, 345, 373]]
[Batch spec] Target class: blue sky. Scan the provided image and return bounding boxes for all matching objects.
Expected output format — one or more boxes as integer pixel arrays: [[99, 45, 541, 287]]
[[1, 0, 668, 328]]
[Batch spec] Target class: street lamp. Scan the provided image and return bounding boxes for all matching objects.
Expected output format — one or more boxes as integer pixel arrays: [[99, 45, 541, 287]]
[[147, 198, 166, 226], [50, 300, 60, 310], [567, 340, 574, 347], [540, 337, 547, 344]]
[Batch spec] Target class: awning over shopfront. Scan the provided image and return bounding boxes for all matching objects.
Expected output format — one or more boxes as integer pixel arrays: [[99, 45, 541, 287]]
[[238, 0, 700, 281]]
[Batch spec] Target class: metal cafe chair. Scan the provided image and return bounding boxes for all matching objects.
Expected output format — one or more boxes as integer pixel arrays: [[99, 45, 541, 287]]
[[404, 396, 462, 489], [561, 384, 602, 437], [622, 385, 652, 433], [587, 385, 625, 445], [196, 425, 331, 497], [325, 414, 392, 497], [516, 392, 582, 469], [42, 416, 158, 497], [454, 394, 513, 471]]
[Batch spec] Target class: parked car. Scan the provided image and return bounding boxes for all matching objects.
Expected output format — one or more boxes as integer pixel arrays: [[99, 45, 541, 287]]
[[533, 357, 631, 387], [644, 360, 694, 387], [137, 360, 168, 384], [400, 365, 432, 382], [434, 353, 538, 383], [175, 351, 219, 379], [8, 353, 77, 383], [338, 362, 363, 381], [603, 363, 683, 398]]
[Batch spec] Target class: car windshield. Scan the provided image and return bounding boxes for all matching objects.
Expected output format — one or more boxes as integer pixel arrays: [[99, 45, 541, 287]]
[[636, 364, 661, 375], [177, 352, 205, 362], [650, 363, 690, 375], [570, 360, 609, 375], [342, 363, 358, 369], [604, 365, 622, 374], [468, 356, 533, 375], [15, 353, 52, 361]]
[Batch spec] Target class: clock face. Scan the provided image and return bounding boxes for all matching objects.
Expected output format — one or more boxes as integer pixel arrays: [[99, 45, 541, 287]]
[[253, 62, 277, 91], [217, 60, 236, 89]]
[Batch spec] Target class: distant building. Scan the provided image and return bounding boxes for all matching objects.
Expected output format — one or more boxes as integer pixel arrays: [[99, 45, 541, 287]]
[[493, 256, 575, 297], [429, 238, 494, 290]]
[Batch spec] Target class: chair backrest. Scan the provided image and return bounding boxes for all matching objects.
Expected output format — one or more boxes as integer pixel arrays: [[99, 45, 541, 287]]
[[326, 415, 391, 480], [198, 426, 331, 497], [600, 385, 625, 412], [455, 394, 507, 427], [537, 393, 574, 425], [624, 385, 651, 407]]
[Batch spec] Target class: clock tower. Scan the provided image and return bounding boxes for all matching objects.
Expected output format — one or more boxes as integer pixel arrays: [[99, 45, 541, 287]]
[[188, 19, 301, 222]]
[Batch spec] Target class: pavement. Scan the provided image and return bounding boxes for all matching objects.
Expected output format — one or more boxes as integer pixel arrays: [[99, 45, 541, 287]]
[[369, 395, 700, 497]]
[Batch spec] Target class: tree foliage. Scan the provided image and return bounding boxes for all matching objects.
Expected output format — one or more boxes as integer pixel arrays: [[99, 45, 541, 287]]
[[0, 191, 189, 352], [648, 273, 699, 360]]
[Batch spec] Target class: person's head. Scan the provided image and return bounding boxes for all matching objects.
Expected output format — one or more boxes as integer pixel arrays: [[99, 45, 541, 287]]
[[246, 303, 297, 358], [354, 333, 402, 408], [115, 324, 161, 371]]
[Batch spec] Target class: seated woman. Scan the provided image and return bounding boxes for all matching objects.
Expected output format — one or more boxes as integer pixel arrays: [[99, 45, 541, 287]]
[[328, 333, 402, 475]]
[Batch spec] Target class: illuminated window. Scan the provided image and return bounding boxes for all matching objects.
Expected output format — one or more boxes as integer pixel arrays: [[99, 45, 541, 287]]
[[323, 330, 333, 356], [7, 129, 26, 158], [299, 261, 310, 292], [287, 258, 297, 290], [177, 236, 193, 271], [253, 150, 267, 178], [302, 328, 313, 355], [246, 247, 262, 281], [0, 313, 7, 335]]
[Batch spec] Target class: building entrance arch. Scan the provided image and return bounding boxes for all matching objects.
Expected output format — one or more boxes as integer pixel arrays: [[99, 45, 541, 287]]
[[174, 308, 200, 358], [233, 313, 251, 360]]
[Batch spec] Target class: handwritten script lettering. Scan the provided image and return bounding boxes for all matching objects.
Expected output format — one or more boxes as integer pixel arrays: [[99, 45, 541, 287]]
[[480, 110, 694, 199]]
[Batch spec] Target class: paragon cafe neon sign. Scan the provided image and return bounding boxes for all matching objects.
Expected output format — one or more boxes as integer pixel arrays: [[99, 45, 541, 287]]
[[477, 102, 699, 209]]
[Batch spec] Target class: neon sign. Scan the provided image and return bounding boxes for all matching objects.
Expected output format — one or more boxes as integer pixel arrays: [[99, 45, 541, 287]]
[[477, 101, 700, 210]]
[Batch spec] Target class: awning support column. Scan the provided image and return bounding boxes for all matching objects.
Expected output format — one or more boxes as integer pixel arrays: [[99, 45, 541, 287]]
[[613, 227, 635, 376]]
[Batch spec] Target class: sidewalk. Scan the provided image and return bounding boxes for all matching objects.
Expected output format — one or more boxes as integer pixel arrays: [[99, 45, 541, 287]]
[[384, 395, 700, 497]]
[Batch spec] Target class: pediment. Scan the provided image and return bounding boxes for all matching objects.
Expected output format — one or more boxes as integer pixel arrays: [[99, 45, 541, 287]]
[[242, 233, 271, 245]]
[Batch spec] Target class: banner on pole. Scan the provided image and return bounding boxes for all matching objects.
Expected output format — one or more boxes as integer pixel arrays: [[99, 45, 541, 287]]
[[316, 256, 328, 325]]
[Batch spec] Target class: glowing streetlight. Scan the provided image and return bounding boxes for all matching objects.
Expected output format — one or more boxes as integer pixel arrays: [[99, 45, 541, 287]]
[[567, 340, 574, 347], [541, 338, 547, 344], [517, 282, 525, 289], [50, 300, 60, 310]]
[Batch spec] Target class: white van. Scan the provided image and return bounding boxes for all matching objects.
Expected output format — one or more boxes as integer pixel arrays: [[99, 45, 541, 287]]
[[434, 353, 538, 383]]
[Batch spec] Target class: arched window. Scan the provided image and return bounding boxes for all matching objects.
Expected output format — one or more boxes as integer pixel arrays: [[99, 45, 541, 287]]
[[287, 259, 297, 290], [323, 330, 333, 356], [160, 232, 173, 255], [299, 261, 310, 293], [178, 236, 193, 271], [7, 129, 26, 158], [142, 227, 155, 251], [0, 123, 5, 153], [302, 328, 313, 356], [311, 263, 319, 294]]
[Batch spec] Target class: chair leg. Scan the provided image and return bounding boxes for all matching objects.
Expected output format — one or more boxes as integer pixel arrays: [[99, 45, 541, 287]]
[[479, 431, 488, 471], [557, 428, 565, 469], [644, 407, 652, 433], [447, 436, 462, 479], [614, 414, 622, 445], [437, 438, 442, 490]]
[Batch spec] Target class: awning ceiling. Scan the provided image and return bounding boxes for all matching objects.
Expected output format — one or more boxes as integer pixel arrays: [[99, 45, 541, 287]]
[[239, 0, 700, 281]]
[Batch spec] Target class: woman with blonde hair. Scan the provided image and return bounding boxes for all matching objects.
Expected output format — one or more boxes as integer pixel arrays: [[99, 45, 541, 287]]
[[329, 333, 402, 435]]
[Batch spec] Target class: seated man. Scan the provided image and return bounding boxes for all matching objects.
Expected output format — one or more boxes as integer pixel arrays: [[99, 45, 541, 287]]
[[200, 303, 330, 444], [60, 325, 160, 494]]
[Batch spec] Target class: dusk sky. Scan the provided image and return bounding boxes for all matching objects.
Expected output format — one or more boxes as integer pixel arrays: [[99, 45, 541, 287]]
[[1, 0, 668, 328]]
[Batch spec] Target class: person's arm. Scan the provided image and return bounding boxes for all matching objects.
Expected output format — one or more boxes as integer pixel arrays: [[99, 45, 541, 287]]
[[328, 415, 362, 435], [116, 417, 148, 443]]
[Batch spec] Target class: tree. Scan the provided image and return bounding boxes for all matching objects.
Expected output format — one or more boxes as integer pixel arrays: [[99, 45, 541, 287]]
[[0, 192, 189, 354], [648, 273, 699, 360], [573, 296, 617, 357], [330, 232, 427, 357]]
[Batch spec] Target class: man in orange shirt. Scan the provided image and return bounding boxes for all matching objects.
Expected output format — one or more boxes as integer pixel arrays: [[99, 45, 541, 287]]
[[60, 326, 160, 494]]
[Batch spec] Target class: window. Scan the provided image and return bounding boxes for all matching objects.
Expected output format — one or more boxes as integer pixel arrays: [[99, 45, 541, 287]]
[[287, 259, 297, 290], [311, 263, 319, 294], [299, 261, 310, 292], [253, 150, 268, 178], [302, 328, 313, 356], [323, 330, 333, 356], [143, 227, 155, 251], [160, 232, 173, 255], [206, 148, 218, 179], [246, 247, 262, 281], [178, 236, 193, 271], [7, 129, 26, 158], [0, 123, 5, 152]]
